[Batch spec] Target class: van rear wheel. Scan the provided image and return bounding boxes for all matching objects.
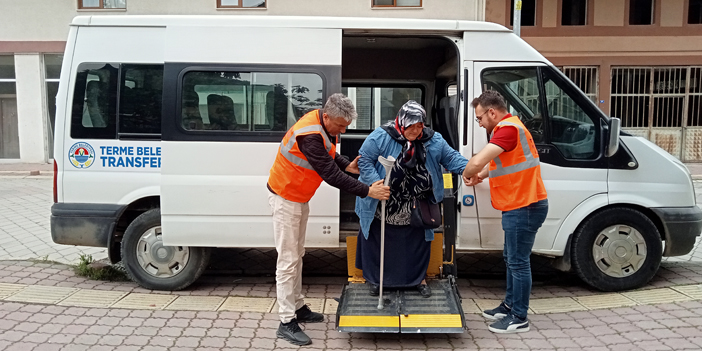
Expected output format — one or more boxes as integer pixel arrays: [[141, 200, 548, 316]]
[[571, 207, 662, 292], [121, 208, 211, 291]]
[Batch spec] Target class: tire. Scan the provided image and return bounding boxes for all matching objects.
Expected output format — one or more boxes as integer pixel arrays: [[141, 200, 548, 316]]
[[571, 207, 662, 292], [121, 208, 211, 291]]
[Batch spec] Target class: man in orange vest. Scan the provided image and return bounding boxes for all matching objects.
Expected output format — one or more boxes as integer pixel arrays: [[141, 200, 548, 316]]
[[268, 93, 390, 346], [462, 90, 549, 334]]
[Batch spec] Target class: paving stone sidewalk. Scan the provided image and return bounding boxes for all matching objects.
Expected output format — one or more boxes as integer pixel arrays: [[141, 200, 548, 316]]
[[2, 260, 702, 350]]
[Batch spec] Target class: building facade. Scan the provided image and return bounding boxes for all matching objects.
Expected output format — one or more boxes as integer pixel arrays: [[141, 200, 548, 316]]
[[0, 0, 485, 162], [486, 0, 702, 162]]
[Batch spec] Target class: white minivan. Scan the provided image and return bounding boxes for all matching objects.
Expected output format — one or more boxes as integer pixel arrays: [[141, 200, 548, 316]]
[[52, 15, 702, 292]]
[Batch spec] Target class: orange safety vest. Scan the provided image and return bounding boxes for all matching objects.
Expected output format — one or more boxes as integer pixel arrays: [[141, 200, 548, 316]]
[[488, 115, 548, 212], [268, 109, 336, 203]]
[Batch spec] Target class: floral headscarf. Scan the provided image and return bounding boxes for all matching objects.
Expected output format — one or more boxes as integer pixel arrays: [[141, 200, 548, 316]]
[[381, 100, 434, 168]]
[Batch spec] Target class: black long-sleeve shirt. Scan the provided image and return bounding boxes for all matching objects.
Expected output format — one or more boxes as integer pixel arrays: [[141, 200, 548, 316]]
[[268, 114, 369, 199], [297, 134, 369, 198]]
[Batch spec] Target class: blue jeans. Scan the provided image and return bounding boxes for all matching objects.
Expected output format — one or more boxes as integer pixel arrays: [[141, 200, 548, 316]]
[[502, 199, 548, 319]]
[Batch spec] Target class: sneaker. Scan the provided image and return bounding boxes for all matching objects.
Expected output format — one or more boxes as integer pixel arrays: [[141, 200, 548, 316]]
[[277, 319, 312, 346], [482, 301, 511, 321], [295, 305, 324, 323], [488, 313, 530, 334]]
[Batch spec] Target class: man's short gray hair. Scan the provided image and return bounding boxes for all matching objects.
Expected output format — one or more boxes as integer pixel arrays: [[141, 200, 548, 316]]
[[324, 93, 357, 123]]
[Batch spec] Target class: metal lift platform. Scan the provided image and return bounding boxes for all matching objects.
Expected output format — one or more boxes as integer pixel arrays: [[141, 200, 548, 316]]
[[336, 232, 467, 334]]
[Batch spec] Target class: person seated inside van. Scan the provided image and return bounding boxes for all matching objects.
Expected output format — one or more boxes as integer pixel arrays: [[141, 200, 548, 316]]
[[206, 94, 238, 130], [83, 80, 108, 128]]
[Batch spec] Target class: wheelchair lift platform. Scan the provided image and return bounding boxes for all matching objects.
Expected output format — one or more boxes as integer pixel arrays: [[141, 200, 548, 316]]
[[336, 234, 466, 334], [336, 278, 465, 333]]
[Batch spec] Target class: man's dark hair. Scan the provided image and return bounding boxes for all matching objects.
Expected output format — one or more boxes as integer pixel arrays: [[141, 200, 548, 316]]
[[471, 90, 508, 111]]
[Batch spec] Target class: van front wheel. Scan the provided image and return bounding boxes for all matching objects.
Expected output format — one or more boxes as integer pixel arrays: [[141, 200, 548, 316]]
[[121, 208, 211, 291], [571, 207, 662, 292]]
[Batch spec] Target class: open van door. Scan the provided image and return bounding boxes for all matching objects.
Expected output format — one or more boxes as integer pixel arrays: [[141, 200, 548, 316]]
[[471, 62, 608, 254], [160, 25, 343, 248]]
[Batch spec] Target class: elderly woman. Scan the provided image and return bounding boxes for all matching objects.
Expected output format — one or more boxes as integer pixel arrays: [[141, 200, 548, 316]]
[[355, 100, 468, 297]]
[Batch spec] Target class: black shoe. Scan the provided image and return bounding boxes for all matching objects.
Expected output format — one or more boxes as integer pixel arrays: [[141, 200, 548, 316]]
[[488, 313, 529, 334], [369, 283, 379, 296], [482, 301, 511, 321], [295, 305, 324, 323], [417, 284, 432, 298], [277, 319, 311, 346]]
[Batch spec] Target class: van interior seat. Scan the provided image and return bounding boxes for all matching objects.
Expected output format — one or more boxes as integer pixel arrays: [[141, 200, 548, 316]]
[[206, 94, 237, 130], [182, 88, 203, 130], [438, 94, 458, 149], [266, 90, 289, 131]]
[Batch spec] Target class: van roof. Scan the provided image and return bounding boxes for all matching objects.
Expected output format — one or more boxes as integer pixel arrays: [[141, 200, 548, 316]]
[[71, 15, 511, 33]]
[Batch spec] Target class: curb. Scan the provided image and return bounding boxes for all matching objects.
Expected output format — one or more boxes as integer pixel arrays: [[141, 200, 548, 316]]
[[0, 175, 53, 179], [1, 281, 702, 315]]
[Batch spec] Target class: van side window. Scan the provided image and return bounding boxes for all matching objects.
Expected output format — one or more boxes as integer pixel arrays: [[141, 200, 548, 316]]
[[119, 65, 163, 136], [71, 64, 118, 139], [180, 71, 323, 132], [342, 86, 423, 130], [482, 68, 545, 143]]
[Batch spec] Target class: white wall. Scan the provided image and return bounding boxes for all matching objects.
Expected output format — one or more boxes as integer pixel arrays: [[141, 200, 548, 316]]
[[0, 0, 483, 41], [14, 54, 48, 163]]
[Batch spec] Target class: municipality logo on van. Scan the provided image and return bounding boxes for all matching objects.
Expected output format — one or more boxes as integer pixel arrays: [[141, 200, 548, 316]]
[[68, 142, 95, 169]]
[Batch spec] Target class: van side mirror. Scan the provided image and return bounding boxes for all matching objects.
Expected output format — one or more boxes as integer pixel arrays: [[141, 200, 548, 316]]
[[606, 117, 621, 157]]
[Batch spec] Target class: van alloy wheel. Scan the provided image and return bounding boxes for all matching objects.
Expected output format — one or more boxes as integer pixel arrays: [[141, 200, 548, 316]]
[[592, 224, 647, 278], [135, 226, 189, 278], [122, 208, 211, 291]]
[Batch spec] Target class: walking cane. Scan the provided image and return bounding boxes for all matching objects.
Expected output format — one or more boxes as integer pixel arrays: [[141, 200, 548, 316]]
[[377, 155, 395, 310]]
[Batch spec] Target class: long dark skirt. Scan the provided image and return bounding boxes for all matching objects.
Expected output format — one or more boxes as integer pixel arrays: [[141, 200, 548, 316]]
[[355, 218, 431, 288]]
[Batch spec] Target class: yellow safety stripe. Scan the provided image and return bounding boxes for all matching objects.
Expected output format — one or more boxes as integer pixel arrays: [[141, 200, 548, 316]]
[[400, 314, 463, 328], [338, 315, 399, 328], [339, 314, 462, 328]]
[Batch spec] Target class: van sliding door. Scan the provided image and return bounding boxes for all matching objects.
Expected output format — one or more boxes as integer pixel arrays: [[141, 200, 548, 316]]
[[160, 26, 342, 248]]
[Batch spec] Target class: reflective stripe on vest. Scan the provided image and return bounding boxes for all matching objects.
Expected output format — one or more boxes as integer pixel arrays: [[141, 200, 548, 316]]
[[279, 124, 333, 171], [489, 121, 540, 178], [268, 109, 337, 203]]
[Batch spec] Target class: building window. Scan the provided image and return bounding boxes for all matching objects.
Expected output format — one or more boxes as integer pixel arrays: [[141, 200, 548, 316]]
[[372, 0, 421, 7], [560, 66, 598, 103], [562, 0, 587, 26], [510, 0, 536, 26], [611, 66, 702, 159], [690, 0, 702, 24], [629, 0, 654, 25], [0, 55, 19, 159], [217, 0, 266, 8], [78, 0, 126, 9], [45, 54, 63, 159]]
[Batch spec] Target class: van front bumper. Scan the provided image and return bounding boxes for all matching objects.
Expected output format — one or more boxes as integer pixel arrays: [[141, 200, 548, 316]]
[[652, 206, 702, 256], [51, 203, 126, 248]]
